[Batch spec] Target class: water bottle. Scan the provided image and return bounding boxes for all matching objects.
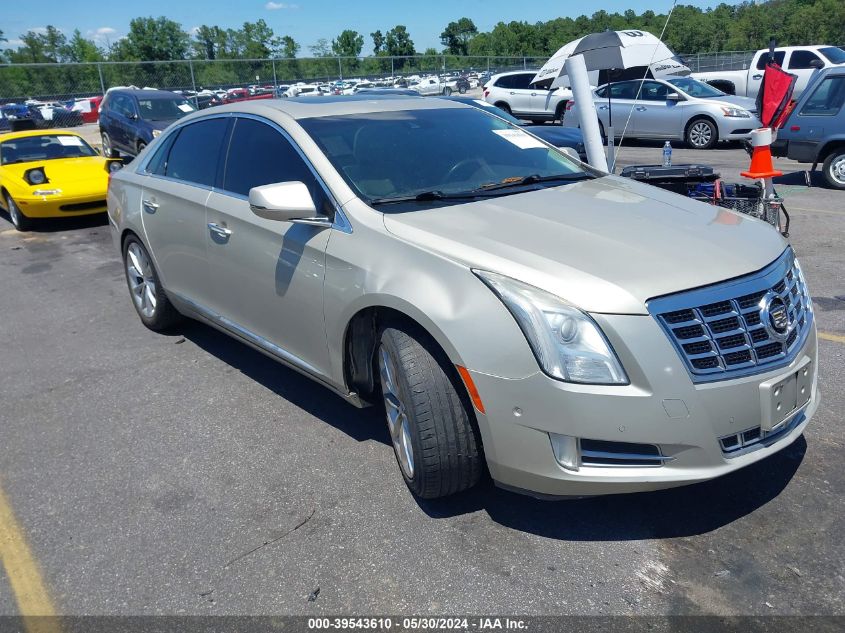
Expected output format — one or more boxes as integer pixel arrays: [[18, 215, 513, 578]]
[[662, 141, 673, 167]]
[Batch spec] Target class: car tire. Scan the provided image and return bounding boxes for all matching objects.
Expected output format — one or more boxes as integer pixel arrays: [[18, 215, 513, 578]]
[[555, 101, 568, 125], [377, 325, 483, 499], [442, 87, 453, 96], [5, 194, 33, 232], [137, 141, 147, 154], [821, 148, 845, 190], [122, 235, 181, 332], [495, 102, 512, 115], [458, 86, 467, 94], [685, 117, 718, 150], [101, 132, 118, 158]]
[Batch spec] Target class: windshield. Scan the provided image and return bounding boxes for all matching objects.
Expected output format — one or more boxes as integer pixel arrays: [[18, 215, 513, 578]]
[[819, 47, 845, 65], [299, 107, 589, 210], [0, 134, 97, 165], [137, 98, 195, 121], [667, 77, 726, 98]]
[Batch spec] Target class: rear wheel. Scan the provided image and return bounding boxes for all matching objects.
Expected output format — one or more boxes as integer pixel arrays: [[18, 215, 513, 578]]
[[101, 132, 118, 158], [555, 101, 568, 125], [377, 325, 482, 499], [442, 87, 453, 96], [5, 194, 33, 232], [122, 235, 181, 331], [458, 85, 467, 94], [686, 117, 718, 150], [136, 140, 147, 155], [822, 148, 845, 190], [495, 102, 511, 115]]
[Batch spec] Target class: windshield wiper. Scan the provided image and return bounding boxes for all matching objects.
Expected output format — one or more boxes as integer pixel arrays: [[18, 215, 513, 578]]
[[477, 172, 592, 192], [370, 190, 490, 205]]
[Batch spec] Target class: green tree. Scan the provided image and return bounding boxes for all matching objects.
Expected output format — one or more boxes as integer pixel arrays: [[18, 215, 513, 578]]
[[279, 35, 299, 58], [385, 25, 415, 57], [308, 38, 332, 57], [192, 25, 228, 60], [111, 16, 189, 61], [440, 17, 478, 55], [371, 30, 385, 55], [332, 30, 364, 57], [9, 25, 67, 63]]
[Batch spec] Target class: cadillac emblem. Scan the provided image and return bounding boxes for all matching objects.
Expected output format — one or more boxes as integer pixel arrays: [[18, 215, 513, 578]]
[[762, 294, 791, 340]]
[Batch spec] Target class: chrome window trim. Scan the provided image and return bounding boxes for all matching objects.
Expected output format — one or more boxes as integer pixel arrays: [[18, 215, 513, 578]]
[[647, 248, 814, 383], [139, 111, 353, 234]]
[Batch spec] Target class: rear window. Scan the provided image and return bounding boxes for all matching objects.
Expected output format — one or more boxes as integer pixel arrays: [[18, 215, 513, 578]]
[[164, 118, 229, 186], [799, 76, 845, 116], [819, 47, 845, 65]]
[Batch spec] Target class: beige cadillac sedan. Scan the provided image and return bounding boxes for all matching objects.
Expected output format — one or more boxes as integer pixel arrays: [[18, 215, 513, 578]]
[[108, 96, 819, 499]]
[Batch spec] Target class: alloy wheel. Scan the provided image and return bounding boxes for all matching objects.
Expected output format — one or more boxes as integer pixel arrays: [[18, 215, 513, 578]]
[[378, 344, 415, 479], [125, 242, 157, 318], [830, 155, 845, 186], [101, 133, 112, 157], [689, 121, 713, 148], [6, 196, 22, 229]]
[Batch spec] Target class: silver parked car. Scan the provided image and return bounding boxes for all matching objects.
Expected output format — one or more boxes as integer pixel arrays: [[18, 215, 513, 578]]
[[565, 77, 762, 149], [108, 96, 818, 499]]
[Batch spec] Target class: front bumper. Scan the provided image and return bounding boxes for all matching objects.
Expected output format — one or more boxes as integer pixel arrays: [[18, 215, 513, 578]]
[[15, 192, 107, 218], [720, 118, 761, 141], [469, 314, 818, 498]]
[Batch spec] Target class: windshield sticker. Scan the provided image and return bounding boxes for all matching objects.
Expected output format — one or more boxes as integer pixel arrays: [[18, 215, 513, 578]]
[[57, 136, 84, 146], [177, 104, 195, 112], [493, 129, 546, 150]]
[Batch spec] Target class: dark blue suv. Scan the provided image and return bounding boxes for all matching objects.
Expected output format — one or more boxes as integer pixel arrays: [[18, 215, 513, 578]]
[[772, 67, 845, 189], [99, 89, 196, 158]]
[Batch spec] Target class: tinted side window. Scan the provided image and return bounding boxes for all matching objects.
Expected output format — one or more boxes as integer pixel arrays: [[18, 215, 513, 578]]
[[640, 81, 670, 101], [788, 50, 822, 70], [756, 51, 786, 69], [223, 118, 325, 207], [494, 75, 513, 89], [800, 76, 845, 116], [164, 118, 229, 186], [510, 74, 533, 90]]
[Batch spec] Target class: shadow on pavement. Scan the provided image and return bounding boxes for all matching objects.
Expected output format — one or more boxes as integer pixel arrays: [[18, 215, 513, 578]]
[[2, 211, 109, 233], [417, 435, 806, 540], [178, 319, 388, 445]]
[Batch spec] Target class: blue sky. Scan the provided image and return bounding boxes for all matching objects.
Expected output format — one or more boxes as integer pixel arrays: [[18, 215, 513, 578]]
[[4, 0, 720, 55]]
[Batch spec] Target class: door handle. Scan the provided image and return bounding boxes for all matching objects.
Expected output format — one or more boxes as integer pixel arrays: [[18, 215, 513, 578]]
[[207, 222, 232, 238], [752, 74, 763, 80], [530, 92, 537, 96], [598, 105, 609, 110], [509, 91, 515, 95], [142, 199, 159, 213], [635, 106, 647, 111]]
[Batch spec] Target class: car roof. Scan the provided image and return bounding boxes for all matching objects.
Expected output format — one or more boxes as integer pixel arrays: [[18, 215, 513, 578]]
[[491, 70, 540, 79], [0, 129, 84, 143], [185, 95, 471, 120], [109, 89, 183, 99]]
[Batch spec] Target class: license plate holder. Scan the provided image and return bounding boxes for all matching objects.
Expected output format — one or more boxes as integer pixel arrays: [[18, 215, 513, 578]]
[[759, 358, 812, 432]]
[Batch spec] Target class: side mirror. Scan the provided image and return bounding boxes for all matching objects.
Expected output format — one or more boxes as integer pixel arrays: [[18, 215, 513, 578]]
[[809, 59, 824, 69], [666, 92, 682, 102], [249, 181, 329, 227]]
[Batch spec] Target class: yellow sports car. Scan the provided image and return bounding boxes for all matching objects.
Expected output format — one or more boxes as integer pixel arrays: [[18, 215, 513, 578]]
[[0, 130, 121, 231]]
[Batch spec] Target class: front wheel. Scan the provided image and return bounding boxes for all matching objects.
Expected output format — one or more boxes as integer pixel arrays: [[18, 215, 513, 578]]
[[122, 236, 181, 331], [822, 148, 845, 190], [5, 194, 33, 231], [377, 325, 482, 499], [685, 117, 718, 150], [101, 132, 118, 158], [458, 85, 467, 94], [442, 87, 452, 96]]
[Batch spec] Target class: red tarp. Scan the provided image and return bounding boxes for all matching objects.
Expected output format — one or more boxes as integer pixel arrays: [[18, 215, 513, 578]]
[[755, 60, 798, 129]]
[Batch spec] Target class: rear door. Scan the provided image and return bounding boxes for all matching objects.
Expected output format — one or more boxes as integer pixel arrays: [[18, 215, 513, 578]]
[[632, 81, 681, 138], [506, 73, 536, 117], [139, 116, 230, 307], [204, 116, 334, 378], [786, 73, 845, 162]]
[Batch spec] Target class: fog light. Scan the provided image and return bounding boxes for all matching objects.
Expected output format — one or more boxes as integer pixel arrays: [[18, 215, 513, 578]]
[[549, 433, 580, 471]]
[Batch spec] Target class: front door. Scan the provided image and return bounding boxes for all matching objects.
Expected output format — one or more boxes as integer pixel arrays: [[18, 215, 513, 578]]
[[139, 117, 230, 307], [204, 116, 333, 378], [632, 81, 681, 138]]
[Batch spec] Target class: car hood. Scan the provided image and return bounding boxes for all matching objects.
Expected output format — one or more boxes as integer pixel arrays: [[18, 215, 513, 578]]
[[523, 125, 584, 149], [3, 157, 108, 187], [382, 175, 787, 315]]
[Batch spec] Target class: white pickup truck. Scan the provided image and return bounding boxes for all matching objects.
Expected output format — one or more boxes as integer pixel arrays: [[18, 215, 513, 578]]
[[693, 45, 845, 100]]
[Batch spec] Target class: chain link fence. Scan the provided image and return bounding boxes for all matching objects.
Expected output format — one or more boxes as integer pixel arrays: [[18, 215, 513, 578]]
[[0, 56, 548, 103]]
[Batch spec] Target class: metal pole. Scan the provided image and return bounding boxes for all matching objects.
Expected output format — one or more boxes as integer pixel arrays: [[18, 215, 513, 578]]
[[272, 59, 278, 92], [188, 59, 197, 93], [391, 57, 394, 78], [97, 63, 106, 94], [567, 54, 608, 172], [338, 57, 343, 81]]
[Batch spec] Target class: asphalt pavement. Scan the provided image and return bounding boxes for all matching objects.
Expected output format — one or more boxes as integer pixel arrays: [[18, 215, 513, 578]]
[[0, 139, 843, 618]]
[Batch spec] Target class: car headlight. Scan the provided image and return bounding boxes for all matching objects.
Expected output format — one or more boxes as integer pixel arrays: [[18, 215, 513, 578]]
[[474, 270, 628, 385], [24, 168, 47, 185], [721, 106, 752, 118], [152, 129, 162, 138]]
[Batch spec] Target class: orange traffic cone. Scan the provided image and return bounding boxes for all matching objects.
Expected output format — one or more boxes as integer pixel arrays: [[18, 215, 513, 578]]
[[741, 128, 782, 180]]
